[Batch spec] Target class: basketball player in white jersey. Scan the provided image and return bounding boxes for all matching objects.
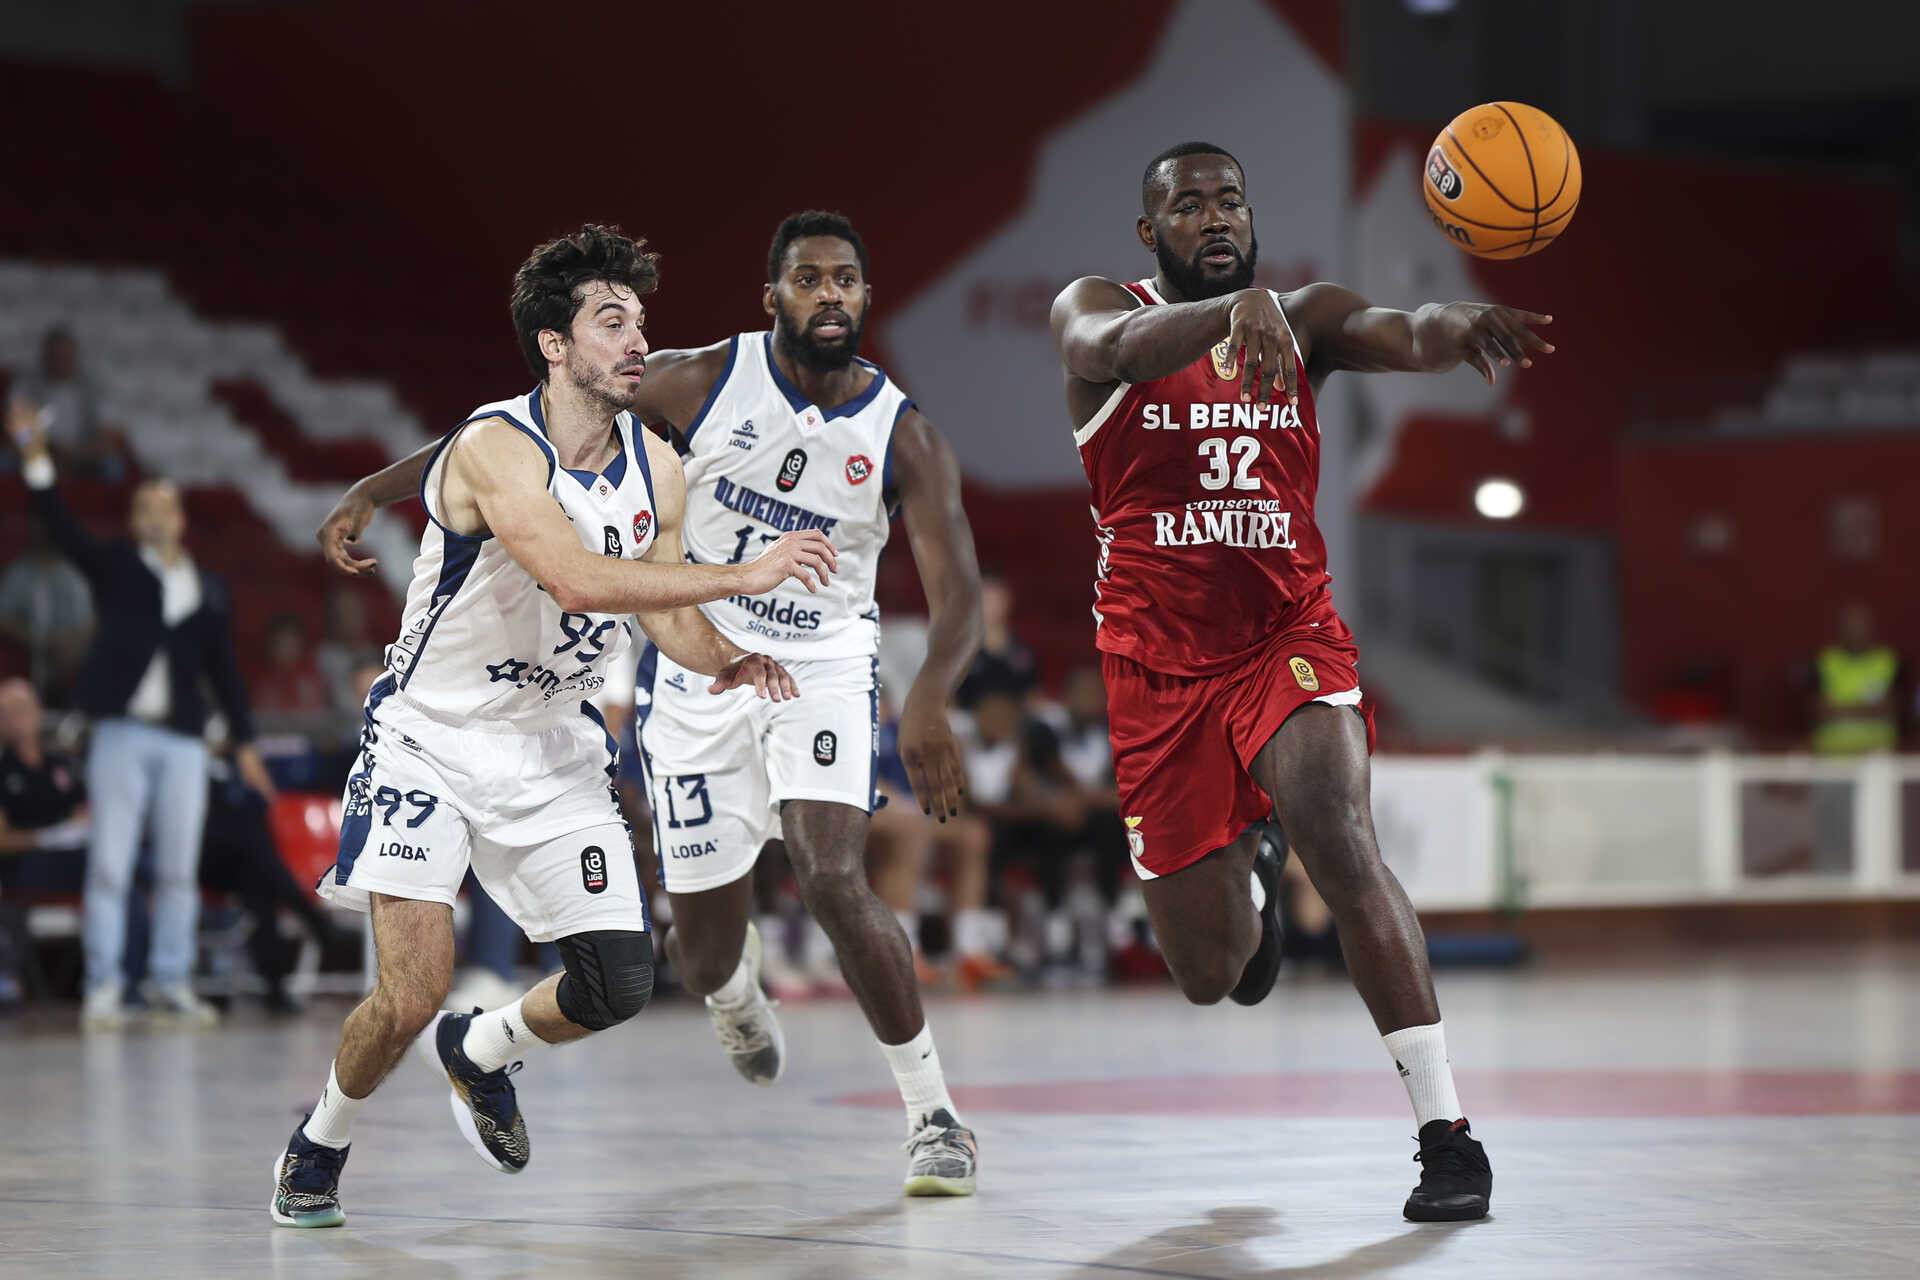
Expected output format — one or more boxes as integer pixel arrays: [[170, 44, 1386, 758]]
[[321, 211, 986, 1197], [275, 225, 834, 1228]]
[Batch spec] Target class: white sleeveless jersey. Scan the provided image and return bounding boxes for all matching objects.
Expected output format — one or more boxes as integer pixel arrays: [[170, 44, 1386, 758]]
[[677, 332, 909, 660], [383, 389, 660, 724]]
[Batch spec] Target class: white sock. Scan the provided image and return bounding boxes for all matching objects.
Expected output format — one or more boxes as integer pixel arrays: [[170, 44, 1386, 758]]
[[463, 996, 546, 1072], [302, 1061, 365, 1149], [1249, 868, 1268, 913], [878, 1022, 957, 1130], [707, 952, 755, 1007], [1382, 1021, 1463, 1128], [954, 908, 993, 957]]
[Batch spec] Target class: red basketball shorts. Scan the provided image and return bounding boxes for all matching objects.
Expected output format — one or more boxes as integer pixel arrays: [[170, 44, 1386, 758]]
[[1101, 599, 1375, 879]]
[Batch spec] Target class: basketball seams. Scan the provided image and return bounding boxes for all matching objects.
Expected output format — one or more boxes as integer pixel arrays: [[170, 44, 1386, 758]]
[[1428, 101, 1579, 259], [1444, 127, 1532, 215], [1492, 102, 1541, 255], [1424, 200, 1580, 235], [1542, 121, 1573, 211]]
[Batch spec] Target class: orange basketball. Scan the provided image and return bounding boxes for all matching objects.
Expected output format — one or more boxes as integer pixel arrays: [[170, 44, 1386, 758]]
[[1422, 101, 1581, 259]]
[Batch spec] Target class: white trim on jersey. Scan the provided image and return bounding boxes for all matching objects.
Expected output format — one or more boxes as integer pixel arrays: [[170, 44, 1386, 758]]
[[1072, 380, 1132, 448]]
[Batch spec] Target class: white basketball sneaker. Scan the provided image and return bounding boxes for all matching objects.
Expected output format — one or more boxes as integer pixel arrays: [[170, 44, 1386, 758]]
[[707, 922, 786, 1086], [80, 981, 126, 1032]]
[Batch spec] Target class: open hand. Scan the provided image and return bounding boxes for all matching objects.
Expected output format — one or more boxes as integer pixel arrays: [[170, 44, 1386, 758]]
[[7, 398, 50, 462], [1435, 303, 1555, 385], [898, 692, 967, 820], [317, 487, 379, 577], [735, 529, 838, 596], [1227, 288, 1299, 405]]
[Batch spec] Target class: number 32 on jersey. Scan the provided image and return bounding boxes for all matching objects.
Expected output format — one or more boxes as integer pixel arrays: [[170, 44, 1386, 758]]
[[1196, 437, 1261, 491]]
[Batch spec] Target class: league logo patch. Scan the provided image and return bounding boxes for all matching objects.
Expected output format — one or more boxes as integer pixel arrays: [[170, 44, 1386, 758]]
[[1289, 656, 1319, 692], [580, 844, 608, 894], [812, 730, 837, 766], [776, 448, 809, 493], [633, 509, 653, 544], [845, 454, 874, 485], [602, 525, 622, 557], [1209, 337, 1239, 381], [1124, 815, 1145, 862], [1426, 147, 1463, 201]]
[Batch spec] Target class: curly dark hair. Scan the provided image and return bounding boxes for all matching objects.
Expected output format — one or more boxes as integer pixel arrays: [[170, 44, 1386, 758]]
[[510, 224, 660, 381], [766, 210, 868, 284]]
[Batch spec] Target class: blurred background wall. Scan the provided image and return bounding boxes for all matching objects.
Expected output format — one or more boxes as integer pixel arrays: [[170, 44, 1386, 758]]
[[4, 0, 1918, 939]]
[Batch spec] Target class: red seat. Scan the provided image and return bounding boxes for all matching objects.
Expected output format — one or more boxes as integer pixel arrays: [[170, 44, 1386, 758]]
[[269, 792, 343, 900]]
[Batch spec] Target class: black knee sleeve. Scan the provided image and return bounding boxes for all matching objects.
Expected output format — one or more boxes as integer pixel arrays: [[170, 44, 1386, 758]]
[[554, 929, 654, 1030]]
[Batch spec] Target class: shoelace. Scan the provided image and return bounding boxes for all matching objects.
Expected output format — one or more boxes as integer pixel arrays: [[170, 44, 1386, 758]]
[[711, 999, 777, 1056], [286, 1145, 346, 1192], [462, 1059, 523, 1116], [903, 1121, 969, 1159], [1413, 1136, 1484, 1178]]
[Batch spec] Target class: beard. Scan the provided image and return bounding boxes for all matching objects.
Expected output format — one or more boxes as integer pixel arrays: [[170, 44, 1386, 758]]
[[1156, 231, 1259, 301], [773, 303, 866, 374], [565, 350, 641, 414]]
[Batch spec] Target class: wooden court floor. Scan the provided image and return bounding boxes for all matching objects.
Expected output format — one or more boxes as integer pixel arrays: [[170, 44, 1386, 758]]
[[5, 944, 1918, 1277]]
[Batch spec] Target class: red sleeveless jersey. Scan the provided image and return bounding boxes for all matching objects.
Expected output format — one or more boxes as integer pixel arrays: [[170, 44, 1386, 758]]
[[1075, 280, 1331, 678]]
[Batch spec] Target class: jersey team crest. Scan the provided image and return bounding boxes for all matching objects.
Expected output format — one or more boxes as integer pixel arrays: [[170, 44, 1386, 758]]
[[1209, 338, 1238, 381]]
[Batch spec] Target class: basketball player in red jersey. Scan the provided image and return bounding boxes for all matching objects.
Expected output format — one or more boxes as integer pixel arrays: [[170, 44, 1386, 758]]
[[1050, 142, 1555, 1222]]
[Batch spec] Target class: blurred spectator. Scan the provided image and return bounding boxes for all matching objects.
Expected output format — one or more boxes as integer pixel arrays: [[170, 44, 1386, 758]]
[[0, 518, 95, 704], [253, 613, 332, 722], [0, 677, 89, 872], [963, 689, 1092, 974], [5, 327, 127, 477], [196, 746, 352, 1015], [0, 679, 89, 1005], [867, 693, 1007, 989], [1043, 665, 1119, 796], [13, 402, 271, 1030], [315, 588, 382, 715], [1809, 602, 1904, 754], [955, 568, 1037, 710]]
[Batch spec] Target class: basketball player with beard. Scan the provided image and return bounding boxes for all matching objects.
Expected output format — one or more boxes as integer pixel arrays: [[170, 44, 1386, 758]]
[[1050, 143, 1556, 1221], [321, 211, 985, 1196]]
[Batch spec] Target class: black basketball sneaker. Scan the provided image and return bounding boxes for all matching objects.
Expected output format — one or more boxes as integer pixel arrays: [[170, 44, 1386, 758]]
[[269, 1118, 349, 1228], [1229, 823, 1289, 1006], [1404, 1118, 1493, 1221], [418, 1008, 530, 1173]]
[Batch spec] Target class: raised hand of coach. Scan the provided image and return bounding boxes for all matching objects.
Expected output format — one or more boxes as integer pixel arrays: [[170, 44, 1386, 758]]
[[735, 528, 838, 595]]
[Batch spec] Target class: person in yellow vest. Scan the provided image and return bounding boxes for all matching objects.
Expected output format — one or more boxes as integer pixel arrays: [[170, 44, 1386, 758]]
[[1811, 603, 1903, 754]]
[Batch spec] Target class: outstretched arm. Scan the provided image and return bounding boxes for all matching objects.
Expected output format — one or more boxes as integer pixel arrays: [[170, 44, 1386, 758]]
[[317, 347, 728, 577], [1050, 276, 1297, 404], [1285, 282, 1555, 387], [10, 401, 115, 581], [316, 438, 440, 577], [630, 436, 797, 700], [891, 409, 984, 819], [448, 419, 836, 616]]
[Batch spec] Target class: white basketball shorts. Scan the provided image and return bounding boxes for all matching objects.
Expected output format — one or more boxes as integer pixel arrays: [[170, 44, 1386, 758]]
[[636, 649, 878, 894], [318, 677, 648, 941]]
